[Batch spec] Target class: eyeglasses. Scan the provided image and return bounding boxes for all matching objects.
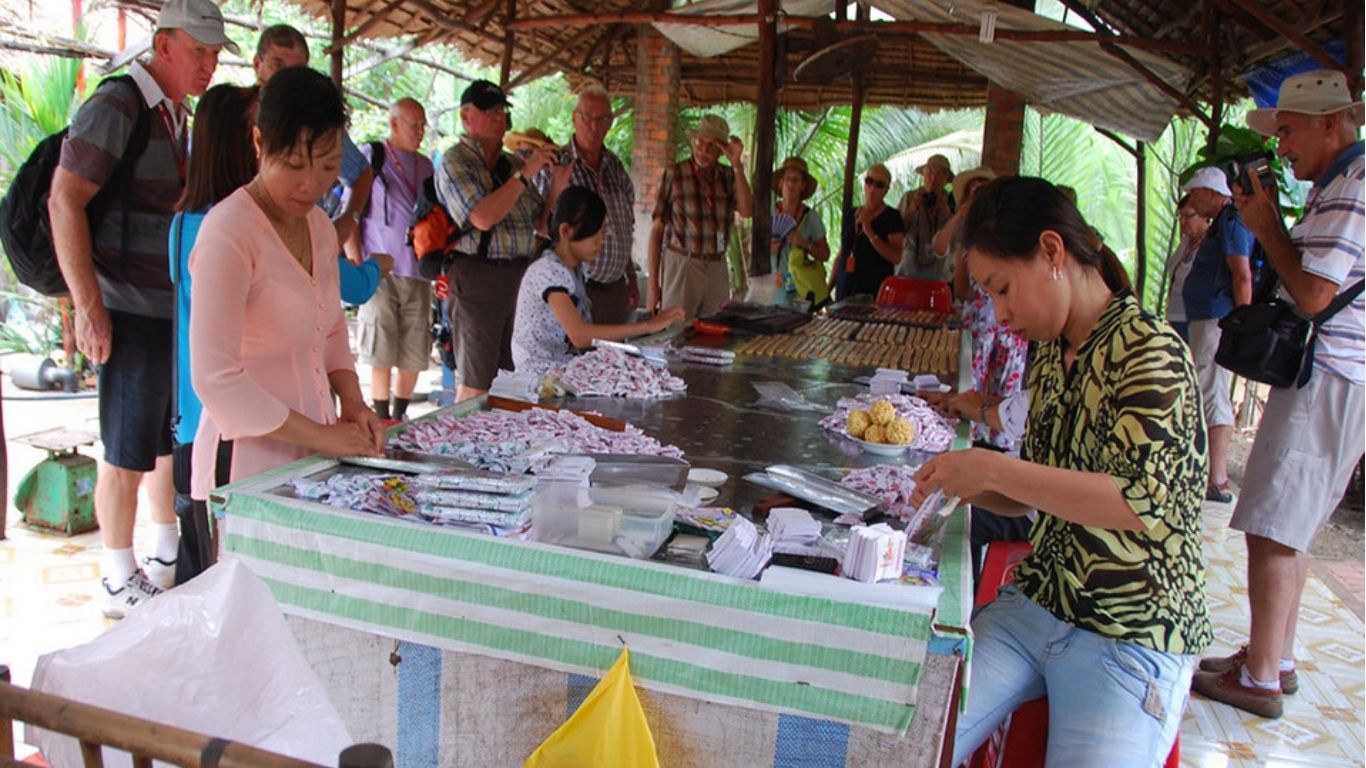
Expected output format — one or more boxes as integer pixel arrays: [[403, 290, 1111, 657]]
[[575, 110, 613, 127], [864, 176, 889, 189]]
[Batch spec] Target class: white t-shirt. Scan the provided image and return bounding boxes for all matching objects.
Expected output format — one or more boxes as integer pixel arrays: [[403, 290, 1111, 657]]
[[511, 250, 592, 376]]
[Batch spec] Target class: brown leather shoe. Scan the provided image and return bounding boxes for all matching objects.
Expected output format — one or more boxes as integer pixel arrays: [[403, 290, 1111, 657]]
[[1192, 667, 1283, 718], [1198, 646, 1298, 695]]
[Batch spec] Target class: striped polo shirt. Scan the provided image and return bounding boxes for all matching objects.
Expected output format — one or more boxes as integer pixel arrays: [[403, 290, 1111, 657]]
[[58, 61, 185, 319], [1287, 141, 1364, 384]]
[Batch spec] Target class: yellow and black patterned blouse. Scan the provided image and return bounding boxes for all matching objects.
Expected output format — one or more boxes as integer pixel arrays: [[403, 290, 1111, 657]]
[[1013, 291, 1212, 654]]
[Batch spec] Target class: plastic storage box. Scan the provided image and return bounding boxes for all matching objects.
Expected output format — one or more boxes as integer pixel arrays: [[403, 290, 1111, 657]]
[[532, 483, 677, 559]]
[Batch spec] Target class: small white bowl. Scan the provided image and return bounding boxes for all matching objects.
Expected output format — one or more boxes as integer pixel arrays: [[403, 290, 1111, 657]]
[[686, 484, 720, 503], [688, 468, 728, 487]]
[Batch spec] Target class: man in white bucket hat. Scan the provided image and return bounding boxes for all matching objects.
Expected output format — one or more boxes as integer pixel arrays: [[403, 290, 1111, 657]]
[[1193, 69, 1365, 719]]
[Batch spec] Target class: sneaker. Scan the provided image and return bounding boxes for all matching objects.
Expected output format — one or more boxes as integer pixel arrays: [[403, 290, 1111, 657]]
[[1198, 646, 1298, 694], [141, 555, 177, 591], [102, 569, 164, 620], [1191, 667, 1283, 718], [1206, 483, 1235, 503]]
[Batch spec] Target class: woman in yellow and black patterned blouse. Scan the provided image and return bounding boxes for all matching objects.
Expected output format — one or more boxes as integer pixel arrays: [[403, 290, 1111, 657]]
[[913, 177, 1211, 767]]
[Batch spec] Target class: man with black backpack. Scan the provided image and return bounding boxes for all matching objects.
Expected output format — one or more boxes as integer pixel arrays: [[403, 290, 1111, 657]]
[[347, 98, 434, 422], [48, 0, 233, 618]]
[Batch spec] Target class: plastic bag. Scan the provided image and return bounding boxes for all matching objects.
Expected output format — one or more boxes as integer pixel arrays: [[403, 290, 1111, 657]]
[[28, 559, 353, 768], [524, 646, 659, 767]]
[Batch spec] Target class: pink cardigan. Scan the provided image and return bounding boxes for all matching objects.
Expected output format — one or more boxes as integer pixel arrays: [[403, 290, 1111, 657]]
[[189, 187, 353, 500]]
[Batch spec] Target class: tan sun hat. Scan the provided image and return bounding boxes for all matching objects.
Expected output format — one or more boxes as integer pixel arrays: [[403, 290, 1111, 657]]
[[952, 167, 996, 200], [503, 127, 555, 152], [1246, 70, 1365, 136], [688, 114, 731, 145], [776, 157, 818, 200], [916, 154, 953, 177]]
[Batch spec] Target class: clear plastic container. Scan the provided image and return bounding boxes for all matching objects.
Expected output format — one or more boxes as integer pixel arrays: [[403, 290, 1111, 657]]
[[531, 483, 677, 559]]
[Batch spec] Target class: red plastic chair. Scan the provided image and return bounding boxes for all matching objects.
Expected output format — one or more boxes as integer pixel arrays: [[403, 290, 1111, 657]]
[[967, 543, 1180, 768], [875, 276, 953, 311]]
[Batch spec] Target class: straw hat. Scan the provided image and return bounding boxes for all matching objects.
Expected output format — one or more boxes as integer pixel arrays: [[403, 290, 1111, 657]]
[[1247, 70, 1365, 136], [776, 157, 818, 200], [503, 127, 555, 152], [916, 154, 953, 177], [952, 167, 996, 200], [688, 114, 731, 145]]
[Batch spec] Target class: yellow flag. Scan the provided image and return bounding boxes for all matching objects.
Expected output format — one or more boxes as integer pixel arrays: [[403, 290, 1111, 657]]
[[524, 646, 660, 768]]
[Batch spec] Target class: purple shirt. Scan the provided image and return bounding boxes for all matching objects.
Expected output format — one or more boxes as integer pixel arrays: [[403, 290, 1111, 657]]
[[358, 142, 433, 280]]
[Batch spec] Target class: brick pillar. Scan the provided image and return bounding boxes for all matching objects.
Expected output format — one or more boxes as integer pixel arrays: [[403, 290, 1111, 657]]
[[981, 83, 1026, 177], [630, 28, 681, 272]]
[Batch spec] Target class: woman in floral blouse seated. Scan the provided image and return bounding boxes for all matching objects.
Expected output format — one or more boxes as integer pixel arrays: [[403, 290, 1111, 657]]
[[912, 177, 1211, 767]]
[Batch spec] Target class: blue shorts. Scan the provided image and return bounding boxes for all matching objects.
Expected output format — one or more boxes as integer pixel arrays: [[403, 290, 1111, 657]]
[[98, 309, 173, 471]]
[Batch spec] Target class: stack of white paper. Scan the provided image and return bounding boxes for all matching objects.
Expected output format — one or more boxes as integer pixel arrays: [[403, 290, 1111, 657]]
[[490, 369, 541, 401], [869, 368, 908, 398], [843, 524, 908, 583], [767, 507, 823, 554], [706, 517, 773, 580]]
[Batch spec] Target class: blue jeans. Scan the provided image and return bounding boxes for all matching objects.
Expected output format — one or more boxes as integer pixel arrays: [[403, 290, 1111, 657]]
[[952, 585, 1194, 768]]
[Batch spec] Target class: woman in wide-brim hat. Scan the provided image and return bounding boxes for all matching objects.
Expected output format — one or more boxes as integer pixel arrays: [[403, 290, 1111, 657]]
[[768, 157, 830, 307]]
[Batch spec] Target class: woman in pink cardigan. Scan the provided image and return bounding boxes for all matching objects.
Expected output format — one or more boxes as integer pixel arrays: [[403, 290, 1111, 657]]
[[189, 67, 382, 502]]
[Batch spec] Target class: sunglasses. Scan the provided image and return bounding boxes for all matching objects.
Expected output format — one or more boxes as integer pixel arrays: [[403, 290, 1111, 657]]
[[864, 176, 889, 189]]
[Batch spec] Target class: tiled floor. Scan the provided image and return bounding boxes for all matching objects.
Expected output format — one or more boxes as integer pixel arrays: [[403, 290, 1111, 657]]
[[1, 388, 1362, 766]]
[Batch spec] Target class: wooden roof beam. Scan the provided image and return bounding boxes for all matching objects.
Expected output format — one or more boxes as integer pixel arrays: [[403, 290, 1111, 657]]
[[505, 13, 1203, 55], [509, 25, 601, 87], [325, 0, 405, 55], [1056, 0, 1214, 129], [1212, 0, 1346, 74]]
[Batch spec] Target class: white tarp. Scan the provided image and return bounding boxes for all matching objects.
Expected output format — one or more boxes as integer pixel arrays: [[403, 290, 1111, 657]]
[[653, 0, 1192, 141]]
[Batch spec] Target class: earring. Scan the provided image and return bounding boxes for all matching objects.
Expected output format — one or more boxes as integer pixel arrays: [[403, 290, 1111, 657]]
[[1051, 266, 1062, 281]]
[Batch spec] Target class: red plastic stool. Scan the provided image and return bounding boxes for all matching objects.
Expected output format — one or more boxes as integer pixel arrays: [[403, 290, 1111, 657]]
[[875, 276, 953, 311], [967, 543, 1180, 768]]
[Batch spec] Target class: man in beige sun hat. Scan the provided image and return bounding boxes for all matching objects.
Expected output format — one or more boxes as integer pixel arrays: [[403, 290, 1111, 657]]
[[897, 153, 955, 280], [1192, 69, 1364, 720], [647, 113, 754, 320]]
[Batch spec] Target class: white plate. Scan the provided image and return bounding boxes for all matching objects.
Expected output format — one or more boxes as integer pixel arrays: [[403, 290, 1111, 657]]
[[848, 436, 911, 456], [686, 484, 720, 503], [688, 468, 728, 486]]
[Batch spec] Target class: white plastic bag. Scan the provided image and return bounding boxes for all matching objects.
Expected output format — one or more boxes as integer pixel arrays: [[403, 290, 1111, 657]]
[[28, 559, 353, 768]]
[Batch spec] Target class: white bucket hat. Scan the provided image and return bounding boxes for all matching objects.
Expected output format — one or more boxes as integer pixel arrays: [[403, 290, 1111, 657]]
[[1181, 166, 1233, 197], [1246, 69, 1365, 136]]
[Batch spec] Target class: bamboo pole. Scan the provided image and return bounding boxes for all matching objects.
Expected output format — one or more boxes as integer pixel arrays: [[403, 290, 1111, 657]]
[[329, 0, 345, 87], [750, 0, 778, 280], [1206, 5, 1224, 156], [0, 679, 353, 768], [1343, 0, 1363, 99], [500, 0, 516, 88], [1135, 139, 1148, 305]]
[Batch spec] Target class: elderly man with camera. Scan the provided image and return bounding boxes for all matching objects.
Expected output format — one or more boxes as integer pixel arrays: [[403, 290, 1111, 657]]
[[435, 80, 570, 401], [1192, 70, 1365, 719]]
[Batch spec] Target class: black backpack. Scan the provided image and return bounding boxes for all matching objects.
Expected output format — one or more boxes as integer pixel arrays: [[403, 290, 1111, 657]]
[[0, 75, 152, 296]]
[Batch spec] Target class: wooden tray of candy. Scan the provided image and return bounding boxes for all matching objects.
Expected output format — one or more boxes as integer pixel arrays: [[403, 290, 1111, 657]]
[[733, 329, 960, 379], [826, 304, 952, 328]]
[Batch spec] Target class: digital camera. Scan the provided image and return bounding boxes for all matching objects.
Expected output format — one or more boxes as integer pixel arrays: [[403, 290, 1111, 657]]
[[1225, 150, 1277, 194]]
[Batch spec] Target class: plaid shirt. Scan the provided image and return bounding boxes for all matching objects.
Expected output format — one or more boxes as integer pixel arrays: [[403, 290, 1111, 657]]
[[435, 136, 545, 261], [569, 138, 635, 283], [653, 159, 737, 257]]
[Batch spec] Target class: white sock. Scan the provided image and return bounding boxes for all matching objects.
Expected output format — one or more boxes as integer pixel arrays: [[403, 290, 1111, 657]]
[[1279, 658, 1295, 673], [103, 547, 137, 585], [153, 522, 180, 563], [1240, 664, 1280, 691]]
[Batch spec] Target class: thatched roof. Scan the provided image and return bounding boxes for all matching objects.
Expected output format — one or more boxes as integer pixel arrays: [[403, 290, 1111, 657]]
[[242, 0, 1350, 119]]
